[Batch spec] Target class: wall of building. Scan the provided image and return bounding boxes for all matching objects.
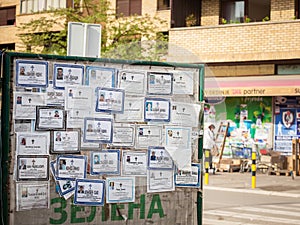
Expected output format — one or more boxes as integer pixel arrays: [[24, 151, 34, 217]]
[[169, 20, 300, 63]]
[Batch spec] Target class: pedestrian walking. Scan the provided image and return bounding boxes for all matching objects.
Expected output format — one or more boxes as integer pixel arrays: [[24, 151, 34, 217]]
[[203, 124, 217, 174]]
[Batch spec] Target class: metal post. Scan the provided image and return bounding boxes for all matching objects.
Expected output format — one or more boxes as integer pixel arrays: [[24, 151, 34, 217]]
[[251, 144, 257, 189], [197, 66, 204, 225], [204, 150, 210, 185], [1, 52, 11, 225]]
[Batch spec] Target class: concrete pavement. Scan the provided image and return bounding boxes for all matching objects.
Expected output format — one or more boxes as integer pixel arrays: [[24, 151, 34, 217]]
[[204, 172, 300, 198]]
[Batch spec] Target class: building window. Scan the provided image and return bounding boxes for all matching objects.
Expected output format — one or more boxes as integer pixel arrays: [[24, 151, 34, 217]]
[[157, 0, 170, 10], [116, 0, 141, 17], [296, 0, 300, 19], [0, 7, 16, 26], [0, 43, 15, 51], [20, 0, 73, 14], [220, 0, 270, 24]]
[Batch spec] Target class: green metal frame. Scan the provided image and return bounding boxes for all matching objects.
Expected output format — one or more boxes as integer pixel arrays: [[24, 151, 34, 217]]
[[0, 51, 205, 225]]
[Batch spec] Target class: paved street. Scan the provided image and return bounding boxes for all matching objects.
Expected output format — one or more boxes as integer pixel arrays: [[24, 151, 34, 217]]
[[203, 172, 300, 225]]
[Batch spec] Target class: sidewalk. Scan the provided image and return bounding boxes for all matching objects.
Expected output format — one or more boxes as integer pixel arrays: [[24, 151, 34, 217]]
[[203, 171, 300, 197]]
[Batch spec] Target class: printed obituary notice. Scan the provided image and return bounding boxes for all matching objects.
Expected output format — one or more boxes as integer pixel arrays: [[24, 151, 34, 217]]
[[96, 87, 125, 113], [119, 70, 146, 95], [35, 106, 66, 130], [17, 155, 49, 181], [85, 66, 117, 88], [83, 117, 113, 143], [14, 92, 46, 120], [171, 102, 201, 127], [56, 155, 87, 180], [65, 86, 93, 110], [144, 98, 170, 122], [147, 169, 175, 193], [147, 146, 174, 170], [91, 150, 120, 175], [16, 60, 48, 87], [115, 97, 144, 122], [147, 72, 173, 95], [74, 179, 105, 206], [165, 126, 191, 148], [51, 129, 80, 153], [175, 164, 201, 188], [53, 63, 84, 89], [172, 70, 195, 95], [45, 81, 65, 106], [122, 151, 147, 176], [106, 177, 135, 203], [136, 125, 162, 148], [56, 179, 75, 197], [112, 124, 135, 147], [16, 182, 49, 211], [16, 132, 49, 155]]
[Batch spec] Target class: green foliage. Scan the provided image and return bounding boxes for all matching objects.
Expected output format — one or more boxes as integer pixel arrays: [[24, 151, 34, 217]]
[[221, 18, 227, 24], [244, 17, 251, 23], [262, 16, 270, 22], [17, 0, 167, 60], [185, 14, 197, 27]]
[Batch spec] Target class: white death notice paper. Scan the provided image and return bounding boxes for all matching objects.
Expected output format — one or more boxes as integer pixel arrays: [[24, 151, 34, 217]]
[[106, 177, 135, 203], [74, 179, 105, 206]]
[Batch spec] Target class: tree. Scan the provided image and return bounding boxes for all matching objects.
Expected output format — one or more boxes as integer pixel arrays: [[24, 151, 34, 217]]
[[18, 0, 168, 60]]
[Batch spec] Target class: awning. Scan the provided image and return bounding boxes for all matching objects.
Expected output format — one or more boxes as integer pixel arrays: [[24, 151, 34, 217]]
[[205, 75, 300, 97]]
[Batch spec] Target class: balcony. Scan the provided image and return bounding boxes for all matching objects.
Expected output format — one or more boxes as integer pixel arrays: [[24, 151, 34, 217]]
[[169, 20, 300, 63]]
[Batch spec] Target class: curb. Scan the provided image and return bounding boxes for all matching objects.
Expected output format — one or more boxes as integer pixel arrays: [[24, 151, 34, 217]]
[[204, 186, 300, 198]]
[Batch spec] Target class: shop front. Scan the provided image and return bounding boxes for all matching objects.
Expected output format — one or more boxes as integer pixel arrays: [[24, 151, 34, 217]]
[[204, 75, 300, 157]]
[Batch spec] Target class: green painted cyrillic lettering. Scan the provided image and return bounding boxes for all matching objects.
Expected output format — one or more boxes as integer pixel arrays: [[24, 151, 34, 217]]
[[50, 197, 67, 224], [111, 204, 124, 221], [87, 206, 96, 222], [147, 194, 164, 218], [128, 194, 145, 219], [71, 205, 85, 223]]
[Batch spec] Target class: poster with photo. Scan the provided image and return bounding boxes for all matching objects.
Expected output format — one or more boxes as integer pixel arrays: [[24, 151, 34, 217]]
[[16, 181, 50, 211], [135, 125, 162, 148], [17, 155, 49, 181], [35, 106, 66, 130], [85, 66, 117, 88], [83, 117, 113, 143], [90, 150, 120, 175], [51, 129, 80, 153], [53, 63, 84, 89], [118, 70, 146, 95], [175, 164, 201, 188], [16, 132, 50, 155], [144, 98, 170, 122], [74, 179, 105, 206], [112, 124, 135, 147], [164, 126, 191, 149], [147, 72, 173, 95], [16, 60, 48, 88], [56, 155, 87, 180], [14, 92, 46, 119], [122, 151, 147, 176], [147, 146, 174, 170], [106, 177, 135, 203], [65, 86, 93, 110], [115, 97, 144, 122], [95, 87, 125, 113], [147, 169, 175, 193]]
